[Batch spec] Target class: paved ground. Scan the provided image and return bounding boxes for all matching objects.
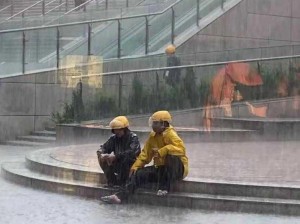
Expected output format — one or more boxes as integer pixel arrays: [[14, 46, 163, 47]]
[[1, 144, 300, 224], [51, 141, 300, 185]]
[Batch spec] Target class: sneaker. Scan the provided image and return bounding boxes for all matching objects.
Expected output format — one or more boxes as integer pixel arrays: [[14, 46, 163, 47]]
[[157, 190, 168, 196], [100, 195, 121, 204]]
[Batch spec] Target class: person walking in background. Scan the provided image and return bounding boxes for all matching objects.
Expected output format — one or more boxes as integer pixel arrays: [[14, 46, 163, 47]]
[[164, 45, 181, 86]]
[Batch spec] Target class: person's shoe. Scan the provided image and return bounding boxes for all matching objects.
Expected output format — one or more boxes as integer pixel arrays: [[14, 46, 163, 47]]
[[157, 190, 168, 196], [100, 195, 121, 204]]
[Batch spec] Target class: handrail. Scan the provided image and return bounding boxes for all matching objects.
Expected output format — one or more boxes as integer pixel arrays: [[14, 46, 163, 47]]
[[102, 43, 300, 62], [45, 0, 61, 7], [5, 0, 45, 20], [0, 4, 12, 13], [44, 0, 105, 25], [44, 2, 65, 15], [0, 0, 184, 33], [65, 0, 94, 14], [71, 54, 300, 78]]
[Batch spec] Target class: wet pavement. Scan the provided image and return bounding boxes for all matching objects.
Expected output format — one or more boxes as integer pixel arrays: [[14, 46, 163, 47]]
[[51, 141, 300, 185], [1, 145, 300, 223]]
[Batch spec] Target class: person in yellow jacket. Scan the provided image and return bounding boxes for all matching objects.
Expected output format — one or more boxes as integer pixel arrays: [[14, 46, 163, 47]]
[[101, 111, 188, 204]]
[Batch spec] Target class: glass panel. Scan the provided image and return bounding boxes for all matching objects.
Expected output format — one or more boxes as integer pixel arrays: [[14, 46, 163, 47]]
[[91, 20, 119, 59], [0, 0, 176, 30], [120, 0, 177, 16], [81, 56, 300, 121], [199, 0, 222, 18], [174, 0, 197, 36], [148, 8, 172, 53], [292, 45, 300, 55], [0, 31, 22, 76], [25, 28, 57, 72], [120, 17, 146, 57], [59, 24, 88, 63]]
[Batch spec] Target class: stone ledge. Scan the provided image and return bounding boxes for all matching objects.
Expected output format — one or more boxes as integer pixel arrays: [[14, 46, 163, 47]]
[[3, 162, 300, 216]]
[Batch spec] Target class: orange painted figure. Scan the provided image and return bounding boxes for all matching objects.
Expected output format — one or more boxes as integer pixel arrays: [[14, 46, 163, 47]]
[[204, 63, 265, 131], [210, 63, 263, 105]]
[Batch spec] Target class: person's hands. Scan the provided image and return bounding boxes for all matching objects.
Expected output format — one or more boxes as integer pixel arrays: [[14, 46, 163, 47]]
[[153, 148, 160, 158], [100, 153, 109, 163], [96, 149, 102, 157], [106, 154, 116, 166]]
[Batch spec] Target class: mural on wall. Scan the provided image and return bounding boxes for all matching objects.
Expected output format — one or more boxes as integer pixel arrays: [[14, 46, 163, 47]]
[[59, 55, 103, 88]]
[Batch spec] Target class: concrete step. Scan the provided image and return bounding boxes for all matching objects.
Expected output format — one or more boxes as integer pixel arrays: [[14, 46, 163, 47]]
[[57, 124, 261, 144], [45, 126, 56, 132], [17, 135, 56, 143], [2, 140, 49, 147], [3, 161, 300, 216], [31, 130, 56, 137], [25, 148, 300, 201]]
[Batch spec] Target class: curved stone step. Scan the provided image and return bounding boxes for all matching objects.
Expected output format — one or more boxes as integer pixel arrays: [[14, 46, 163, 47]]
[[31, 130, 57, 137], [56, 124, 259, 145], [3, 162, 300, 216], [17, 135, 56, 143], [45, 127, 56, 132], [2, 140, 49, 147], [25, 148, 105, 184], [25, 148, 300, 200]]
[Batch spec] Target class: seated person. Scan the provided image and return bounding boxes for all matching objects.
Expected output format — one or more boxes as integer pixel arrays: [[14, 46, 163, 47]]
[[101, 111, 189, 203], [97, 116, 141, 187]]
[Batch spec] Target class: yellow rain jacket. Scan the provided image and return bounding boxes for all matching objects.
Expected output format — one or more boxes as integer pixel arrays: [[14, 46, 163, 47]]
[[131, 126, 189, 178]]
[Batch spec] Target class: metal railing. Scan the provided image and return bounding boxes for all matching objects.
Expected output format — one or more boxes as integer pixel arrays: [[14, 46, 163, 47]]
[[44, 0, 67, 15], [0, 0, 199, 32], [0, 4, 14, 17], [0, 0, 230, 76], [66, 0, 97, 13], [45, 0, 104, 24], [0, 0, 173, 30], [5, 0, 45, 20], [68, 54, 300, 116], [73, 54, 300, 78], [2, 0, 149, 22]]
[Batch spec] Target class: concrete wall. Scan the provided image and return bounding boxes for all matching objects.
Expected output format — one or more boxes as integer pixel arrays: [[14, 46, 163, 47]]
[[177, 0, 300, 57], [0, 71, 72, 141]]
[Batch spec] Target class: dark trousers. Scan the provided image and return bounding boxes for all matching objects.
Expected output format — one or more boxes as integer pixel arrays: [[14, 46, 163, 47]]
[[98, 156, 134, 186], [117, 155, 184, 200]]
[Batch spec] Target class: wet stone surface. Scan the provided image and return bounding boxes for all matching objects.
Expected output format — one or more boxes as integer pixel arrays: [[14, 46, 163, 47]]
[[1, 145, 300, 223], [50, 141, 300, 184]]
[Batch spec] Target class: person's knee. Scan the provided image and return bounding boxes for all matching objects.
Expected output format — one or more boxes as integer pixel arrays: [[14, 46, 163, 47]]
[[165, 155, 180, 165], [165, 155, 184, 178]]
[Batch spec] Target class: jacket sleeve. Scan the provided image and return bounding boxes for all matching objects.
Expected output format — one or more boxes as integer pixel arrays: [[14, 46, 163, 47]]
[[115, 134, 141, 161], [158, 131, 186, 158], [131, 136, 153, 171], [101, 136, 114, 154]]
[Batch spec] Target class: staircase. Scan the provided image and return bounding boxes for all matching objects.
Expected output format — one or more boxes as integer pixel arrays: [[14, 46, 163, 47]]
[[0, 0, 74, 20], [2, 127, 56, 147]]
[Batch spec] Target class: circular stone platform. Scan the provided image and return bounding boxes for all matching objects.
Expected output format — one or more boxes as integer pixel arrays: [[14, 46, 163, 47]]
[[49, 141, 300, 185], [3, 141, 300, 216]]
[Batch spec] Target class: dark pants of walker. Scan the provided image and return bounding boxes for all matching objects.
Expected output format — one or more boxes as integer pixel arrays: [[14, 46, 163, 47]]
[[116, 155, 184, 201], [98, 156, 134, 186]]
